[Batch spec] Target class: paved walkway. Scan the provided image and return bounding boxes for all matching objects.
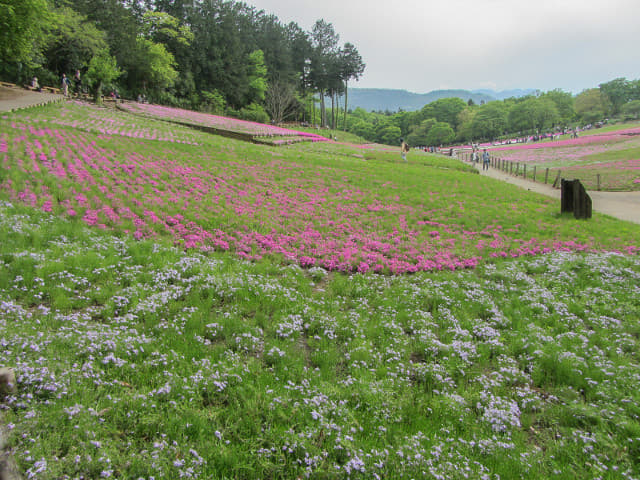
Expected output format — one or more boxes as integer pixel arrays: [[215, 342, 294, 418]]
[[0, 85, 64, 112], [473, 162, 640, 225]]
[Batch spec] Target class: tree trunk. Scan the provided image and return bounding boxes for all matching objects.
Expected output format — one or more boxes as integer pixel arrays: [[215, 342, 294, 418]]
[[330, 91, 335, 129], [343, 81, 348, 131], [320, 89, 326, 127], [94, 81, 103, 105]]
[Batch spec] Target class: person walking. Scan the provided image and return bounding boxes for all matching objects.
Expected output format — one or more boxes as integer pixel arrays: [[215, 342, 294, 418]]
[[482, 148, 490, 171], [400, 138, 409, 163], [73, 70, 82, 97], [61, 73, 70, 96]]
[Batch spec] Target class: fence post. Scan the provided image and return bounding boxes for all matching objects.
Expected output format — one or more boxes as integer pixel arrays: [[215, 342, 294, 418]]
[[597, 174, 601, 191], [533, 166, 537, 182], [544, 168, 549, 184], [552, 171, 561, 188], [523, 164, 527, 179]]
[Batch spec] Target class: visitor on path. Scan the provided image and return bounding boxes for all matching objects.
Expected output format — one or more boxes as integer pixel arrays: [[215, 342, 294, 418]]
[[61, 73, 70, 96], [482, 149, 490, 170], [30, 77, 41, 92], [73, 70, 82, 97], [400, 138, 409, 162]]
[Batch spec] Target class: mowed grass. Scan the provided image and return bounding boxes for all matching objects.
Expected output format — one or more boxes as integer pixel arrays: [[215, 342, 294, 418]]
[[1, 103, 640, 479]]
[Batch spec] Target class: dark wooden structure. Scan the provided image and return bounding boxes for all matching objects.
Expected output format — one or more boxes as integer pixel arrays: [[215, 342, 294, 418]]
[[561, 179, 592, 219]]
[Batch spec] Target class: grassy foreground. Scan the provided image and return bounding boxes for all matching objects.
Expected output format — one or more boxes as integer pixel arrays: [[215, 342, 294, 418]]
[[0, 102, 640, 479], [1, 200, 640, 479]]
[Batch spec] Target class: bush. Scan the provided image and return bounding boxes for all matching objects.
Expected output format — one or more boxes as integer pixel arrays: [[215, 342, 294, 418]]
[[237, 102, 269, 124]]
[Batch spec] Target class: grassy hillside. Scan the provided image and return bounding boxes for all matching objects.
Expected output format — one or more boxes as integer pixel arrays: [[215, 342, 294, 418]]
[[1, 102, 640, 479]]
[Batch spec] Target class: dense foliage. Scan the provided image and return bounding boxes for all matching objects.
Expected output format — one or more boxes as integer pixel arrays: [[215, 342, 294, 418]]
[[0, 0, 364, 126]]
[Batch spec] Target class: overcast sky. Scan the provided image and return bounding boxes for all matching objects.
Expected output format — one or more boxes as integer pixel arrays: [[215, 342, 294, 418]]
[[247, 0, 640, 95]]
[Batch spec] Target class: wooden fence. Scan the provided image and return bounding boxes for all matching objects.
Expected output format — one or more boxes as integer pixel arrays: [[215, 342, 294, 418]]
[[457, 151, 567, 189]]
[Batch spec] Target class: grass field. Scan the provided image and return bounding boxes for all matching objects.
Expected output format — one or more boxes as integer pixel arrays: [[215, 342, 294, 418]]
[[1, 102, 640, 479]]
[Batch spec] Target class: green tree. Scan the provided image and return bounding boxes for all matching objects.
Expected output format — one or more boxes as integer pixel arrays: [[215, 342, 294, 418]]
[[376, 123, 401, 146], [599, 77, 631, 115], [42, 7, 107, 77], [85, 49, 121, 103], [140, 11, 194, 48], [406, 118, 436, 146], [540, 89, 575, 126], [200, 89, 226, 114], [420, 97, 467, 130], [131, 38, 178, 97], [425, 122, 456, 146], [309, 19, 340, 127], [575, 88, 610, 124], [0, 0, 52, 69], [339, 42, 365, 130], [456, 107, 476, 143], [533, 97, 560, 131], [67, 0, 138, 84], [507, 97, 537, 133], [348, 118, 375, 140], [621, 100, 640, 120], [246, 49, 268, 103], [471, 101, 507, 141]]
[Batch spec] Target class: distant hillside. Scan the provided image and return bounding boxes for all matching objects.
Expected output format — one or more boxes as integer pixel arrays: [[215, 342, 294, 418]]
[[346, 88, 536, 112], [472, 88, 538, 100]]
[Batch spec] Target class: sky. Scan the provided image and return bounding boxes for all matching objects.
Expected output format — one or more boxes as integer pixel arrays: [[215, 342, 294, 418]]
[[247, 0, 640, 95]]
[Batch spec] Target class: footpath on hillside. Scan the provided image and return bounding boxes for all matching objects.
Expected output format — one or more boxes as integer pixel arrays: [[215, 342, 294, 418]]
[[471, 161, 640, 225], [0, 85, 63, 112], [1, 85, 639, 225]]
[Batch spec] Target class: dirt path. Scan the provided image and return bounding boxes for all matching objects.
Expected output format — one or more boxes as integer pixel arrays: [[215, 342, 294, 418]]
[[473, 162, 640, 224]]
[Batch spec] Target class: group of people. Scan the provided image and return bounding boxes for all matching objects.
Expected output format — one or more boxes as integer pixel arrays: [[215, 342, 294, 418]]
[[400, 139, 491, 171], [470, 147, 491, 170], [60, 70, 82, 97]]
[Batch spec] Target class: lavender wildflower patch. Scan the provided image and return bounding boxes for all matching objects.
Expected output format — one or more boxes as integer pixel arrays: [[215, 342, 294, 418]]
[[1, 202, 640, 479]]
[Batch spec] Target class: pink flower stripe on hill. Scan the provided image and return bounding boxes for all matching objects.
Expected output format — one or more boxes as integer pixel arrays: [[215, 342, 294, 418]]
[[2, 121, 637, 274], [10, 101, 202, 145], [490, 127, 640, 152], [118, 102, 329, 142]]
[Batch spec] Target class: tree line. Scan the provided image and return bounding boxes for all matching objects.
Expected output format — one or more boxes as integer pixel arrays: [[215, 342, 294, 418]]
[[340, 78, 640, 147], [0, 0, 365, 124]]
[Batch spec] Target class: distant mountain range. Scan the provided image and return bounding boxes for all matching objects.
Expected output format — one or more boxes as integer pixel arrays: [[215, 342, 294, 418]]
[[345, 88, 537, 112]]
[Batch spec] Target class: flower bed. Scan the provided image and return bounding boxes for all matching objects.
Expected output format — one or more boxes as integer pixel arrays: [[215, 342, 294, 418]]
[[117, 102, 329, 144]]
